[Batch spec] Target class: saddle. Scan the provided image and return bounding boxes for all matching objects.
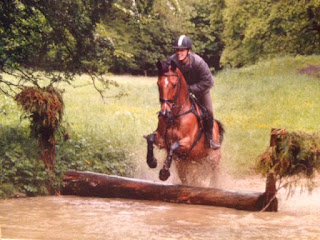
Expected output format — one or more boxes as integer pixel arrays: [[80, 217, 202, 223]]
[[189, 94, 208, 128], [175, 94, 209, 156]]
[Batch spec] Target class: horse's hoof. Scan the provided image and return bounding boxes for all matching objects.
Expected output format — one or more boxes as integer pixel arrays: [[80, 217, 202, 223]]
[[147, 157, 157, 168], [159, 169, 170, 181]]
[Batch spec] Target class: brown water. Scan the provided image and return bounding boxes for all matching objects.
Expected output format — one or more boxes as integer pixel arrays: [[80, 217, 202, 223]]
[[1, 176, 319, 240]]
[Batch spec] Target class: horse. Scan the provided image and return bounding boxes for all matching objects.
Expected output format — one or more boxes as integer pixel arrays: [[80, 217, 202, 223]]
[[144, 60, 225, 186]]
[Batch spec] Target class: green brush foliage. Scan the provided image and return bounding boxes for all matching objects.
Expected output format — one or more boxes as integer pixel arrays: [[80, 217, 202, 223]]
[[0, 127, 49, 197], [258, 129, 320, 179], [15, 86, 64, 137]]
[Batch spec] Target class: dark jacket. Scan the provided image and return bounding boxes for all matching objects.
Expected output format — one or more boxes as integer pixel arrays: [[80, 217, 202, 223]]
[[169, 52, 214, 98]]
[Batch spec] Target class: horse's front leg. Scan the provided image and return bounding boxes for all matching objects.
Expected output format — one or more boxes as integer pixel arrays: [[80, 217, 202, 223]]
[[159, 141, 180, 181], [144, 133, 158, 168]]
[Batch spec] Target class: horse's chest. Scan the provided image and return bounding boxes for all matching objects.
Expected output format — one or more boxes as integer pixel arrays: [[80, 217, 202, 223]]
[[165, 126, 182, 140]]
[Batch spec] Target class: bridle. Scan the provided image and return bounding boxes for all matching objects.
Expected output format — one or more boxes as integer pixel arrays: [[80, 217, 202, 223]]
[[158, 71, 204, 157], [159, 73, 188, 111], [159, 73, 180, 105]]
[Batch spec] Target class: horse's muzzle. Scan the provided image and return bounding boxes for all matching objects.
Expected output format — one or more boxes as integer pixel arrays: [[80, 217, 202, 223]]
[[158, 110, 172, 119]]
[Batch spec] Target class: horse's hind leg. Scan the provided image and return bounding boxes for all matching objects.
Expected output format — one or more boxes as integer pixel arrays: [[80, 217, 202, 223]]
[[159, 141, 180, 181], [144, 133, 157, 168]]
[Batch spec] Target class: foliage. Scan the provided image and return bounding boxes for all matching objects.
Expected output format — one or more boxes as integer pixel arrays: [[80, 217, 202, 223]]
[[0, 125, 132, 198], [91, 0, 227, 75], [1, 0, 320, 78], [0, 183, 18, 198], [15, 86, 64, 137], [14, 86, 65, 171], [188, 0, 225, 71], [0, 0, 115, 97], [0, 127, 49, 197], [100, 0, 184, 75], [96, 0, 320, 72], [258, 129, 320, 178], [221, 0, 320, 67], [55, 132, 131, 176]]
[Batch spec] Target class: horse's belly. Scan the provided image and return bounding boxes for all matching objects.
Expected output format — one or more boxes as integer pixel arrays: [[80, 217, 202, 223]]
[[184, 148, 208, 159], [190, 149, 220, 160]]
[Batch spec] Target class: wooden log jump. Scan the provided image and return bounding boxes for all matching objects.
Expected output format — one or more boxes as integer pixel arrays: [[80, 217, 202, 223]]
[[61, 169, 278, 212]]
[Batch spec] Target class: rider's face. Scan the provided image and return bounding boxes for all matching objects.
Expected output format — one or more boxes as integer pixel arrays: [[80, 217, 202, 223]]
[[175, 48, 189, 62]]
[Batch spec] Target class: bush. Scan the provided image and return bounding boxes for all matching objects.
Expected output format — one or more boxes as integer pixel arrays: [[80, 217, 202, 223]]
[[0, 127, 49, 197], [0, 124, 133, 198], [258, 129, 320, 178], [55, 129, 132, 176]]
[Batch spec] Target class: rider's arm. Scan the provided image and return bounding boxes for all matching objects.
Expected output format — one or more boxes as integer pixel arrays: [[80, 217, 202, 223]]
[[188, 59, 214, 98]]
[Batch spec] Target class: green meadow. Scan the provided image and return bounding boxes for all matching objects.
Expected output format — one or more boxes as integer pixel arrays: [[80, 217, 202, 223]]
[[1, 55, 320, 196], [215, 55, 320, 175]]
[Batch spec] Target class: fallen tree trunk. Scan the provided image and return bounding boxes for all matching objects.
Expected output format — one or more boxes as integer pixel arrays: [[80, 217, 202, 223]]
[[61, 170, 277, 212]]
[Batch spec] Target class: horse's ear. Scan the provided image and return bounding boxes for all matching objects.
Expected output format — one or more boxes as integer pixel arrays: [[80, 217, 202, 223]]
[[171, 60, 177, 72], [156, 60, 162, 74]]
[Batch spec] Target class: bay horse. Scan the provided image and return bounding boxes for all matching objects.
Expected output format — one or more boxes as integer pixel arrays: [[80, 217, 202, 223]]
[[144, 60, 224, 186]]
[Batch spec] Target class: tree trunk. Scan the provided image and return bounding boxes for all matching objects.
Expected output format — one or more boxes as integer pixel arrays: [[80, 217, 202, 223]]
[[61, 170, 278, 212], [39, 129, 55, 171], [33, 113, 56, 171]]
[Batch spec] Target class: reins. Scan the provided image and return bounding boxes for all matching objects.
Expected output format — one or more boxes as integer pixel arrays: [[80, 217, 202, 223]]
[[159, 73, 189, 114], [159, 72, 204, 157]]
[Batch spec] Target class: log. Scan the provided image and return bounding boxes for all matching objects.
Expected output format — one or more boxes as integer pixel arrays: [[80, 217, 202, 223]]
[[61, 170, 278, 212]]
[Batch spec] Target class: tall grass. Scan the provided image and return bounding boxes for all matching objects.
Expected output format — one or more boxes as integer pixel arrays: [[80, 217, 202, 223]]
[[1, 55, 320, 186], [61, 55, 320, 177], [214, 55, 320, 175], [59, 75, 159, 160]]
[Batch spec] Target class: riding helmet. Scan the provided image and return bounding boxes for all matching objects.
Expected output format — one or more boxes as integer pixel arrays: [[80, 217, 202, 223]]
[[172, 35, 192, 49]]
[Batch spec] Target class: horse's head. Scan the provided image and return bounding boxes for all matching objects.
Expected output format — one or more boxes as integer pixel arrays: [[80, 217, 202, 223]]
[[156, 60, 185, 119]]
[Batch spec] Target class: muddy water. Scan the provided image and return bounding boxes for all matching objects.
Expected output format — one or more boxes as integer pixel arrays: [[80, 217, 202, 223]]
[[1, 177, 319, 240]]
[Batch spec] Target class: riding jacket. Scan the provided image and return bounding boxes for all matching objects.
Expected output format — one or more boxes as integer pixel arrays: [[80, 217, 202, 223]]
[[169, 52, 214, 98]]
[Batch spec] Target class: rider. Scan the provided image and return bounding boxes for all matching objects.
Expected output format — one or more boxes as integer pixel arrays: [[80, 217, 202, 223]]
[[168, 35, 220, 150]]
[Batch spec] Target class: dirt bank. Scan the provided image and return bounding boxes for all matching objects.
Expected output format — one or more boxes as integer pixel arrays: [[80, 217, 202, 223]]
[[298, 64, 320, 78]]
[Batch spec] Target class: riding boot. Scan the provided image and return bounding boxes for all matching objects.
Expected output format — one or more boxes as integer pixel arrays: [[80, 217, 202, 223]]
[[203, 116, 220, 150]]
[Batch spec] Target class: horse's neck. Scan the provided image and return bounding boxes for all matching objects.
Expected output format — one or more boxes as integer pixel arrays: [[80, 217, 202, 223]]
[[176, 69, 190, 108]]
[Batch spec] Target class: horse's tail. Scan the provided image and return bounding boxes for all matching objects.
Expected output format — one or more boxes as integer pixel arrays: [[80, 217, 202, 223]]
[[215, 120, 225, 144]]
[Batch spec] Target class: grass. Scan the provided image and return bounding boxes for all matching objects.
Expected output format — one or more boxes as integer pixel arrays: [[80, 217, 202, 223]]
[[60, 55, 320, 177], [1, 55, 320, 189], [59, 74, 159, 153], [214, 55, 320, 175]]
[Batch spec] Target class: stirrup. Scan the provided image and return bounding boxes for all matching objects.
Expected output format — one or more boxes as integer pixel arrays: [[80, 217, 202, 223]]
[[209, 139, 220, 150]]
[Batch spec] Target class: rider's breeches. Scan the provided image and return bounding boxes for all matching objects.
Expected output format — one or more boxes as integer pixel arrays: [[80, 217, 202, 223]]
[[198, 92, 214, 120]]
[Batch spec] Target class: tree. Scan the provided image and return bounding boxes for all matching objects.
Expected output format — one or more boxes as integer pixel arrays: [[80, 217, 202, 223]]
[[15, 86, 64, 171], [188, 0, 225, 71], [98, 0, 191, 75], [0, 0, 114, 173], [0, 0, 114, 97], [221, 0, 320, 67], [127, 0, 226, 74]]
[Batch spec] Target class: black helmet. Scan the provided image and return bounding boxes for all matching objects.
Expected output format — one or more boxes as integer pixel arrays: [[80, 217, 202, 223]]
[[173, 35, 192, 49]]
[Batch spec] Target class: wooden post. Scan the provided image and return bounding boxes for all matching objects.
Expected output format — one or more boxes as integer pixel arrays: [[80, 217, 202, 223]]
[[258, 128, 282, 212], [61, 169, 278, 212]]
